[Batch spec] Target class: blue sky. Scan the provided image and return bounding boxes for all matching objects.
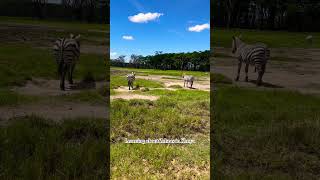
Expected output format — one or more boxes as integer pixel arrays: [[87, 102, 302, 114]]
[[110, 0, 210, 60]]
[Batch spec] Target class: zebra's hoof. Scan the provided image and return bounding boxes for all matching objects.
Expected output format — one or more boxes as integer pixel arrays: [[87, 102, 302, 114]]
[[245, 77, 248, 82], [235, 78, 239, 81]]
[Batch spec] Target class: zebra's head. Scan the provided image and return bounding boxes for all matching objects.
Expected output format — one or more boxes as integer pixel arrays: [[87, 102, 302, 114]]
[[70, 34, 81, 46]]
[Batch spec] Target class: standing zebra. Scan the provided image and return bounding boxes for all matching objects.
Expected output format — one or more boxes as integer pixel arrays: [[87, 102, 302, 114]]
[[127, 72, 136, 90], [53, 34, 81, 90], [232, 36, 270, 86], [183, 74, 194, 88]]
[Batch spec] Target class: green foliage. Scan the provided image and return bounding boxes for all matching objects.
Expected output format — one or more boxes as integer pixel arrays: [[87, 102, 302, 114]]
[[111, 50, 210, 71], [111, 67, 209, 77]]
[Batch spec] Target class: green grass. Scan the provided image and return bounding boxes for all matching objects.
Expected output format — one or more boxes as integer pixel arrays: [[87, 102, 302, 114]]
[[212, 86, 320, 179], [110, 75, 164, 89], [111, 88, 210, 178], [0, 44, 106, 87], [168, 85, 183, 89], [0, 89, 38, 106], [211, 73, 232, 84], [212, 28, 320, 48], [0, 116, 108, 179], [111, 67, 209, 77], [111, 137, 209, 179]]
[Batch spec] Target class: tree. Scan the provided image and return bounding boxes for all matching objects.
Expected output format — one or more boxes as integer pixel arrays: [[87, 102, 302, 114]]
[[32, 0, 47, 19], [62, 0, 86, 21]]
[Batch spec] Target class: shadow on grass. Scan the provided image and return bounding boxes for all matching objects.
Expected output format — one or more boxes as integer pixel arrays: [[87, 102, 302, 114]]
[[248, 80, 284, 88]]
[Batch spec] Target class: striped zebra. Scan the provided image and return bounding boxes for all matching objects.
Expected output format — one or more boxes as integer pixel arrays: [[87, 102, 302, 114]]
[[53, 34, 81, 90], [232, 36, 270, 86], [127, 72, 136, 90], [183, 74, 194, 88]]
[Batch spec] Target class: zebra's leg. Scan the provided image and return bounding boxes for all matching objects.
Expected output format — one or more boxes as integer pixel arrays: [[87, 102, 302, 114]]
[[184, 80, 185, 87], [257, 65, 265, 86], [245, 63, 249, 82], [68, 64, 75, 84], [190, 81, 193, 88], [128, 81, 131, 90], [60, 65, 67, 91], [235, 61, 242, 81]]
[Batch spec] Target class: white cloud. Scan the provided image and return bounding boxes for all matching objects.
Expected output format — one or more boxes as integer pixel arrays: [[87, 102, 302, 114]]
[[110, 52, 118, 59], [128, 12, 164, 23], [188, 23, 210, 32], [122, 35, 134, 40]]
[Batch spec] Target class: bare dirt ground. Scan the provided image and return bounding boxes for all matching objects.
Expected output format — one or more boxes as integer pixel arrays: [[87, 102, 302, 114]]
[[0, 79, 109, 123], [111, 75, 210, 101], [0, 102, 108, 124], [212, 47, 320, 94], [136, 75, 210, 91], [12, 78, 107, 96]]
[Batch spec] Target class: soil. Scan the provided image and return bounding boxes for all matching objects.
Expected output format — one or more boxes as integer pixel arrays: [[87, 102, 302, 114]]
[[212, 47, 320, 94]]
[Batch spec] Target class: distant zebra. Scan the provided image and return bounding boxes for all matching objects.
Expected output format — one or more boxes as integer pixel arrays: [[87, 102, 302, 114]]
[[306, 35, 313, 45], [183, 75, 194, 88], [53, 34, 81, 90], [127, 72, 136, 90], [232, 36, 270, 86]]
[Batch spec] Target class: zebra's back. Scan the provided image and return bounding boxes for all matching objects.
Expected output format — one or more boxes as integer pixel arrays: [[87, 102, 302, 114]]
[[184, 75, 194, 81], [238, 43, 270, 66], [53, 38, 80, 65]]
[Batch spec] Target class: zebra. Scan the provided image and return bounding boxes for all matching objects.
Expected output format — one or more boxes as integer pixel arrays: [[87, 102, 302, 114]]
[[306, 35, 313, 45], [183, 74, 194, 88], [127, 72, 136, 90], [232, 36, 270, 86], [53, 34, 81, 90]]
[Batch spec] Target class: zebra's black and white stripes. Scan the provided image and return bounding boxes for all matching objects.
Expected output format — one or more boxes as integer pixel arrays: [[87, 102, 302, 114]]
[[127, 72, 136, 90], [232, 36, 270, 86], [183, 75, 194, 88], [53, 34, 81, 90]]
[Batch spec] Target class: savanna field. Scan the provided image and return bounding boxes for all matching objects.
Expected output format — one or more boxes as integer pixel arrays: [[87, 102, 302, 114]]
[[212, 29, 320, 179], [0, 17, 109, 179], [110, 67, 210, 179], [1, 16, 320, 179]]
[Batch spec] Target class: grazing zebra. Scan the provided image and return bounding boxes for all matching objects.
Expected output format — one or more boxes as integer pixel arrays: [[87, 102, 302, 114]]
[[232, 36, 270, 86], [53, 34, 81, 90], [306, 35, 313, 45], [127, 72, 136, 90], [183, 75, 194, 88]]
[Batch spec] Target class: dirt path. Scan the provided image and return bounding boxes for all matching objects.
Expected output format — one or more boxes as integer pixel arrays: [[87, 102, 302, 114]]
[[0, 102, 108, 124], [136, 75, 210, 91], [213, 47, 320, 94], [0, 79, 108, 123], [12, 78, 107, 96], [111, 75, 209, 101]]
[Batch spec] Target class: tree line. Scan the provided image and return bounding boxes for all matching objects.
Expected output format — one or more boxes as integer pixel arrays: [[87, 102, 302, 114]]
[[0, 0, 109, 23], [212, 0, 320, 31], [111, 51, 210, 72]]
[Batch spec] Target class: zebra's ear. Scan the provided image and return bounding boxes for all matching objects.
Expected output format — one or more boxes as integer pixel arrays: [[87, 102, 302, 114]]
[[75, 34, 81, 40], [70, 34, 74, 38], [239, 34, 243, 39]]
